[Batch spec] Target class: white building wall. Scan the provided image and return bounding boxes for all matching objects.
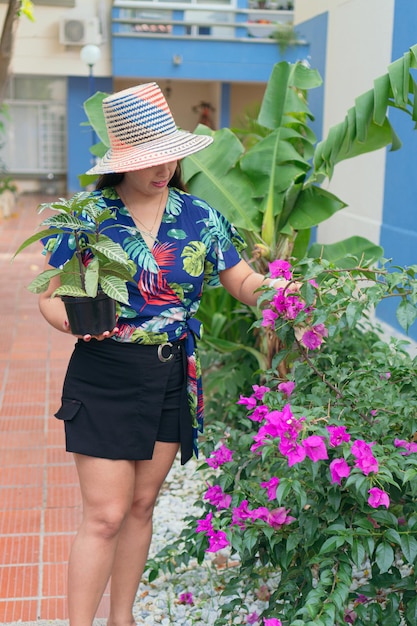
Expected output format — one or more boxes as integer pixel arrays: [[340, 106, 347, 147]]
[[295, 0, 395, 246], [1, 0, 112, 78]]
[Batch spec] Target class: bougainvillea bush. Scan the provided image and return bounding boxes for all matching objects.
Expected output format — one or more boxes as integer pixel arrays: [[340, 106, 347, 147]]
[[147, 258, 417, 626]]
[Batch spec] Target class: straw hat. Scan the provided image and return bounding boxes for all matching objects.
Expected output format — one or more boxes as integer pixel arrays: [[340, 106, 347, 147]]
[[86, 82, 214, 174]]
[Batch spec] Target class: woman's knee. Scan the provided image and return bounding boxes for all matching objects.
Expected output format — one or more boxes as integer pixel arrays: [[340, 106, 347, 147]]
[[83, 506, 130, 540]]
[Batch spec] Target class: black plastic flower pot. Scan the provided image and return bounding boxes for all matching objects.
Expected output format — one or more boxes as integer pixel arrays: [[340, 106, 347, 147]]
[[61, 292, 117, 336]]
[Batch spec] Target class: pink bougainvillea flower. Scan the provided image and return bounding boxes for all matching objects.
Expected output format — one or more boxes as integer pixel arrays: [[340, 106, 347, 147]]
[[250, 405, 270, 422], [351, 439, 375, 457], [260, 476, 280, 501], [237, 394, 258, 410], [355, 454, 379, 475], [394, 438, 417, 455], [231, 500, 253, 529], [269, 259, 292, 280], [379, 372, 391, 380], [250, 431, 269, 454], [196, 512, 213, 534], [368, 487, 390, 509], [301, 323, 328, 350], [329, 458, 351, 485], [277, 380, 295, 397], [178, 592, 194, 605], [264, 618, 282, 626], [204, 484, 232, 509], [266, 507, 296, 529], [279, 437, 307, 466], [283, 294, 305, 320], [206, 530, 230, 552], [206, 444, 234, 468], [327, 425, 351, 447], [261, 308, 278, 328], [246, 612, 259, 624], [252, 384, 270, 401], [303, 435, 328, 462], [309, 278, 319, 288]]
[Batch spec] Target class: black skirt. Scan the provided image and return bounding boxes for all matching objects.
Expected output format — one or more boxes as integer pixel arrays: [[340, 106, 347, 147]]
[[54, 338, 193, 464]]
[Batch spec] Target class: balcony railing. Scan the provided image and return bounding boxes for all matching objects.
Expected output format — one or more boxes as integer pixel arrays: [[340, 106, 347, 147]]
[[113, 0, 296, 42]]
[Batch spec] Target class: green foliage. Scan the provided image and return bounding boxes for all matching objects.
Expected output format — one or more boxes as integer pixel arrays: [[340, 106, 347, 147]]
[[13, 192, 137, 305], [146, 257, 417, 625]]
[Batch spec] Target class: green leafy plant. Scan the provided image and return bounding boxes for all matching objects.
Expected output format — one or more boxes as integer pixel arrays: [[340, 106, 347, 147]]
[[145, 257, 417, 626], [13, 191, 137, 305]]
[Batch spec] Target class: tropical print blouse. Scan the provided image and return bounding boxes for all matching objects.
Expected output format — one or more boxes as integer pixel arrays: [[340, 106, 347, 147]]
[[45, 186, 246, 457]]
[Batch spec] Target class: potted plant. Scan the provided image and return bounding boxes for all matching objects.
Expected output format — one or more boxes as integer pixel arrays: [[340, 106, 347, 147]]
[[14, 191, 137, 335]]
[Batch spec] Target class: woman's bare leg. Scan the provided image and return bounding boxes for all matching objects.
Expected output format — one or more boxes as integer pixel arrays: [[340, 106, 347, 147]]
[[107, 442, 180, 626], [68, 454, 136, 626]]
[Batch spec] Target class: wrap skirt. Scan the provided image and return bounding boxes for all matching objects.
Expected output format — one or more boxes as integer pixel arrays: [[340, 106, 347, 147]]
[[54, 338, 193, 464]]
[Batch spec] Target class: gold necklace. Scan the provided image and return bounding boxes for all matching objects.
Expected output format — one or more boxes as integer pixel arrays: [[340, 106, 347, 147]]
[[120, 189, 165, 241]]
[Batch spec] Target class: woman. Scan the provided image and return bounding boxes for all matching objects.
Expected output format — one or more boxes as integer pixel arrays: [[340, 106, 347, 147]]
[[39, 83, 289, 626]]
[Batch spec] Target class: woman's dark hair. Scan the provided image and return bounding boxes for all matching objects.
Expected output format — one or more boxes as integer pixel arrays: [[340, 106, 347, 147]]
[[95, 162, 188, 192]]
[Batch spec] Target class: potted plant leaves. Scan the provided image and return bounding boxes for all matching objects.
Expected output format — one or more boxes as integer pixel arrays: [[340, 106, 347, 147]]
[[14, 191, 137, 335]]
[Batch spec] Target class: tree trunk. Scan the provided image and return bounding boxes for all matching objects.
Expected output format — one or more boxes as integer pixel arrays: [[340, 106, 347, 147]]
[[0, 1, 21, 107]]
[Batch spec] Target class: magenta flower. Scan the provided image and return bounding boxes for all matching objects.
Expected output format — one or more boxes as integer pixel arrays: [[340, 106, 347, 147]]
[[237, 394, 258, 410], [246, 612, 259, 624], [264, 618, 282, 626], [206, 444, 234, 468], [260, 476, 280, 501], [300, 323, 328, 349], [327, 425, 351, 447], [351, 439, 375, 457], [196, 512, 214, 534], [279, 437, 307, 466], [355, 454, 379, 475], [394, 438, 417, 455], [329, 458, 351, 485], [269, 259, 292, 280], [204, 484, 232, 509], [309, 278, 319, 288], [206, 530, 230, 552], [379, 372, 391, 380], [231, 500, 253, 529], [250, 405, 270, 422], [252, 384, 270, 400], [368, 487, 390, 509], [277, 380, 295, 397], [261, 308, 278, 328], [266, 507, 296, 529], [303, 435, 328, 462], [178, 592, 194, 605]]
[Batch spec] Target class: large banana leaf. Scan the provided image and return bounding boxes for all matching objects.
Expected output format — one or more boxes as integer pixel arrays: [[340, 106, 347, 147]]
[[313, 44, 417, 179]]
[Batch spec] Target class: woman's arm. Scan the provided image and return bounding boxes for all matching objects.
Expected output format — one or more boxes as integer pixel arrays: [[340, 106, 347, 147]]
[[219, 259, 290, 306]]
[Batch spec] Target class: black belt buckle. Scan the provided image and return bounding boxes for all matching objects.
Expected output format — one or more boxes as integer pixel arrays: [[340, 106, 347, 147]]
[[157, 342, 174, 362]]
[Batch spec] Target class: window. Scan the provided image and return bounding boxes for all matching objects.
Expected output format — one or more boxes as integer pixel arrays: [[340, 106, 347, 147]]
[[0, 77, 66, 176]]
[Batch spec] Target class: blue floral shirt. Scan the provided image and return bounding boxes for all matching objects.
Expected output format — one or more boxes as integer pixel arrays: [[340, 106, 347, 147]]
[[46, 186, 246, 456]]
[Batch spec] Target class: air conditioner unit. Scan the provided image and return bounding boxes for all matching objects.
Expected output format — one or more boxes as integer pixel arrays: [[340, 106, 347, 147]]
[[59, 17, 102, 46]]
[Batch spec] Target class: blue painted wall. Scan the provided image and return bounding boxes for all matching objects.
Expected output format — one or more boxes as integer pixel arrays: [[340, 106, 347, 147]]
[[378, 0, 417, 339], [112, 37, 309, 82], [67, 75, 113, 193]]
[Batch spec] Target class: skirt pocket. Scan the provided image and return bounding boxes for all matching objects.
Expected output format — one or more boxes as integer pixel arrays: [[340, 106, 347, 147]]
[[55, 398, 82, 421]]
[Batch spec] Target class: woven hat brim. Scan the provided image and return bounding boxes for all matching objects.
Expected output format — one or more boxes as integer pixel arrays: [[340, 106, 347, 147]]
[[86, 129, 213, 175]]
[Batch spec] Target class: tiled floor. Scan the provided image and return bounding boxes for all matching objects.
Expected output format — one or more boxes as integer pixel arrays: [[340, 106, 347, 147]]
[[0, 195, 110, 622]]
